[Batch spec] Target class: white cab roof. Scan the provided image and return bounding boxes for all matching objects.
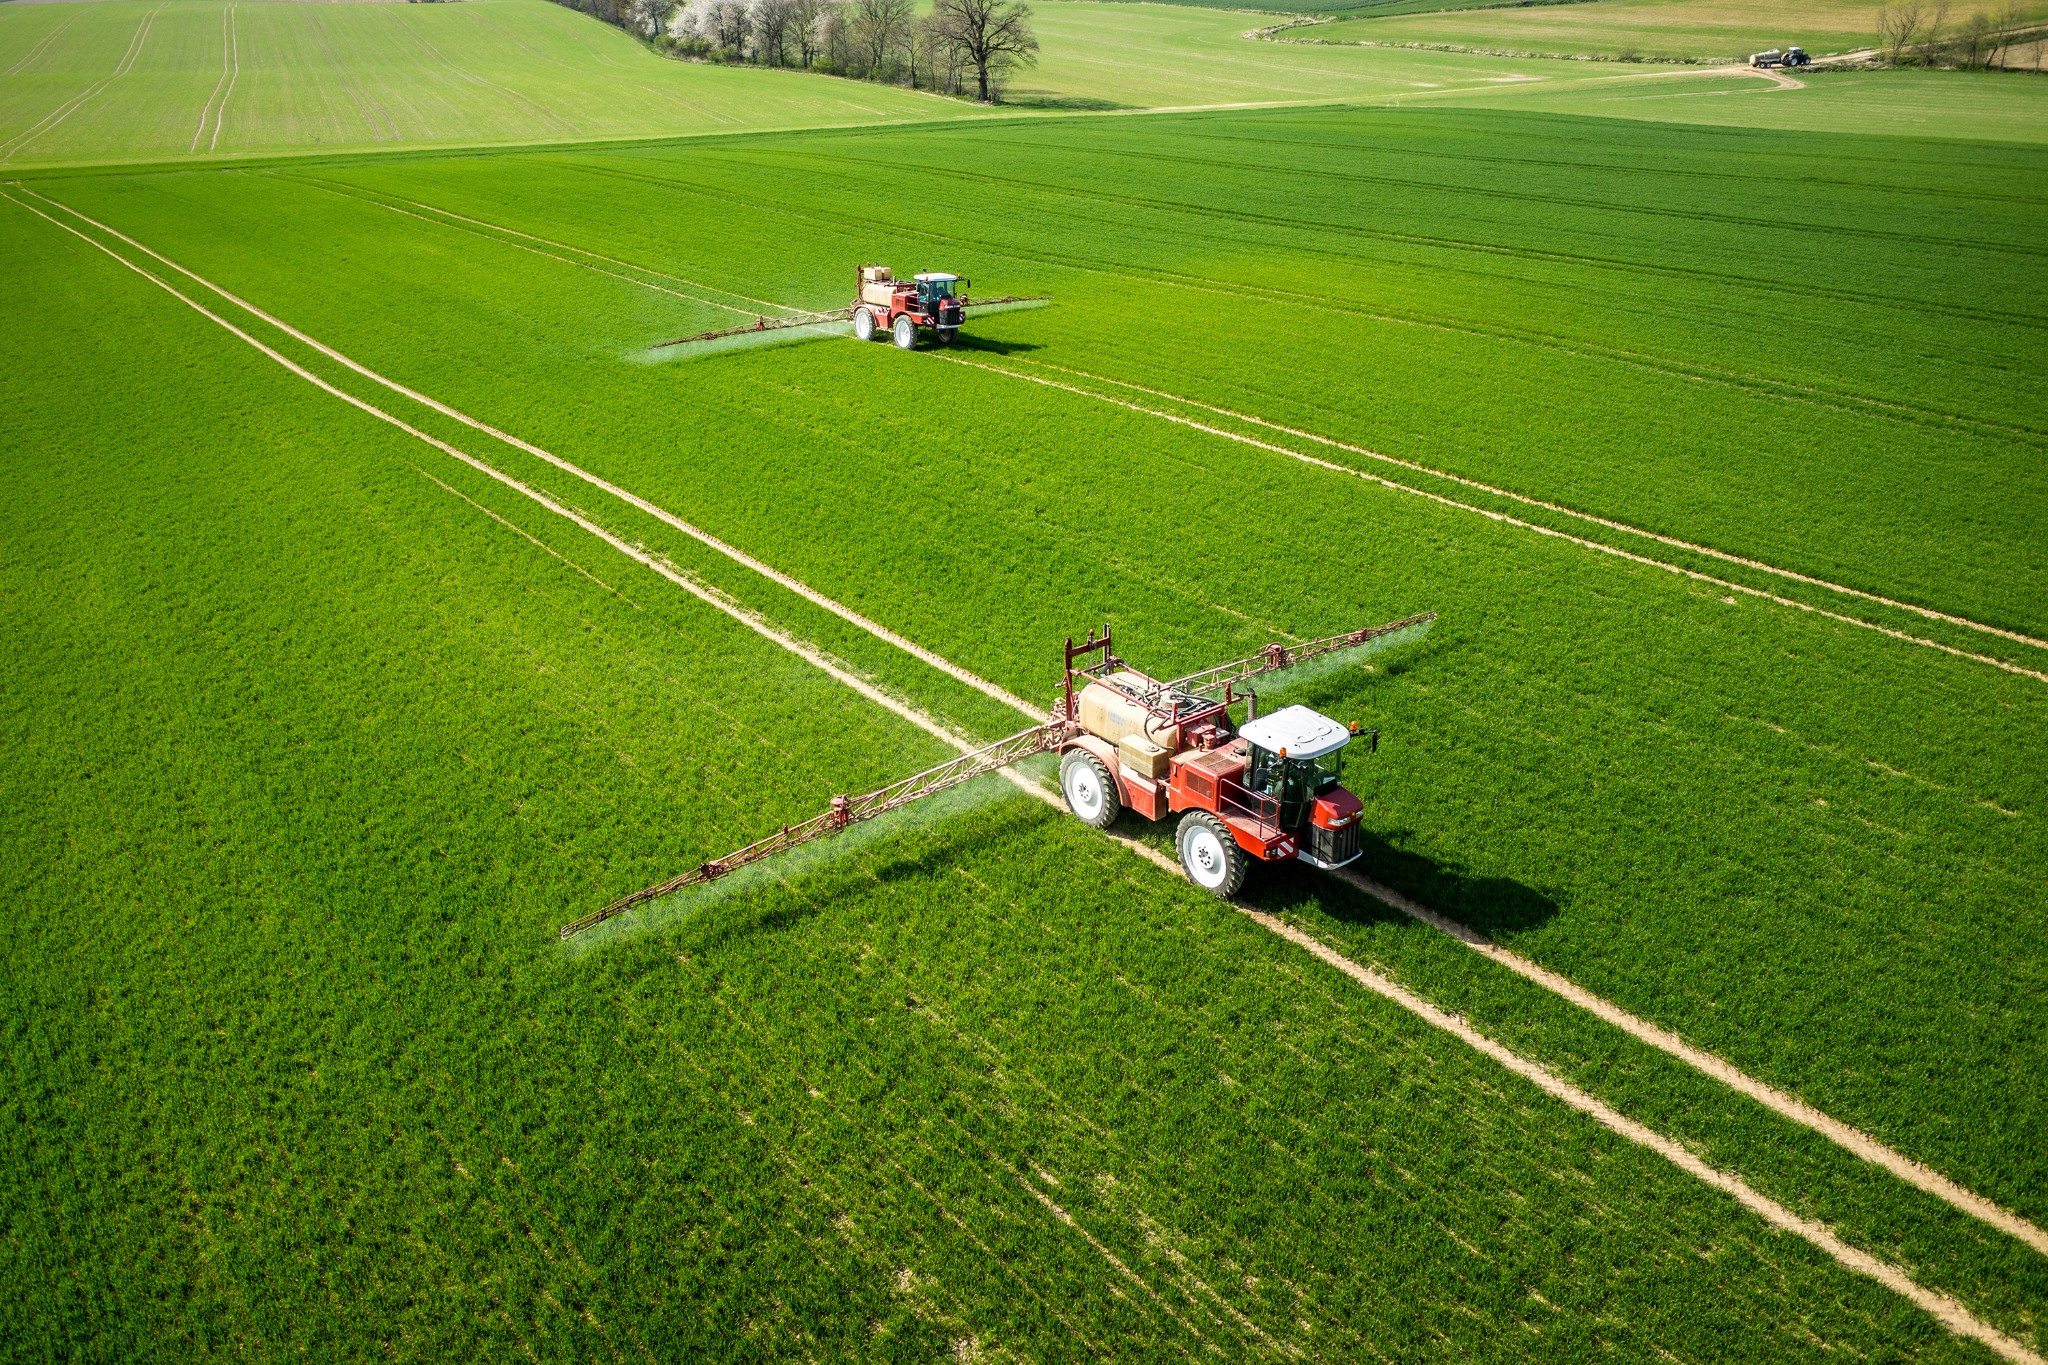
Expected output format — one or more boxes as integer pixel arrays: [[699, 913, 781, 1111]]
[[914, 273, 958, 282], [1239, 705, 1350, 760]]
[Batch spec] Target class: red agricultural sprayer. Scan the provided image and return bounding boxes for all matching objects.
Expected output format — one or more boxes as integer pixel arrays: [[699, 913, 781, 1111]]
[[649, 265, 1047, 353], [560, 613, 1434, 939]]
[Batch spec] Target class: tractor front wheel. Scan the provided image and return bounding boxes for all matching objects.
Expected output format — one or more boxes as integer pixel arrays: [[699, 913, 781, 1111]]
[[935, 328, 957, 346], [1176, 811, 1247, 897], [892, 315, 918, 350], [1060, 751, 1120, 830], [853, 307, 876, 342]]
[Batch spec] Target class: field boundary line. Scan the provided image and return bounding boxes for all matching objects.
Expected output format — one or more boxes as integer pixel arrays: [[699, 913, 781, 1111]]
[[2, 4, 161, 162], [285, 175, 771, 319], [188, 4, 235, 155], [1017, 358, 2048, 655], [13, 189, 2046, 1358], [252, 171, 2039, 659], [1326, 866, 2048, 1258], [396, 10, 578, 138], [414, 467, 634, 604], [0, 189, 976, 761], [210, 2, 239, 155], [6, 15, 75, 77], [30, 187, 2048, 1251], [304, 8, 396, 145], [943, 354, 2048, 687], [302, 178, 803, 317], [549, 158, 2048, 449], [1247, 911, 2045, 1365], [19, 188, 1041, 722]]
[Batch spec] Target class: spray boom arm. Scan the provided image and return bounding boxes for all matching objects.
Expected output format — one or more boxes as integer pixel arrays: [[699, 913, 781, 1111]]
[[560, 718, 1073, 939], [1166, 613, 1437, 702], [561, 611, 1434, 939]]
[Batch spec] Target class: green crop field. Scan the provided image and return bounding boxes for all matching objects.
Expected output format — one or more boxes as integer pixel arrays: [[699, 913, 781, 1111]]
[[1297, 0, 1906, 60], [0, 0, 958, 165], [4, 0, 2047, 1360]]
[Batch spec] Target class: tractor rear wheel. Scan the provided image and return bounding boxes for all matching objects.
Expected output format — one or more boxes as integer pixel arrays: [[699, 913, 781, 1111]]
[[1060, 750, 1120, 830], [1176, 811, 1246, 897], [892, 315, 918, 350], [853, 307, 876, 342]]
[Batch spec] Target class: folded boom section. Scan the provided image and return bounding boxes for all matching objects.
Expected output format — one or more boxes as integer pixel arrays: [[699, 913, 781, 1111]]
[[1165, 612, 1437, 703]]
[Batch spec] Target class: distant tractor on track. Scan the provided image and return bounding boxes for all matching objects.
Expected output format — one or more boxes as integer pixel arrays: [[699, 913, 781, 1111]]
[[854, 265, 967, 349], [1751, 45, 1810, 67]]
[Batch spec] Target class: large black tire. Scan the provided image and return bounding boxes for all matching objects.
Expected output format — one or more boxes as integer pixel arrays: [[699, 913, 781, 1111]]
[[935, 328, 957, 346], [1059, 750, 1121, 830], [1176, 811, 1247, 897], [892, 314, 918, 350], [853, 307, 876, 342]]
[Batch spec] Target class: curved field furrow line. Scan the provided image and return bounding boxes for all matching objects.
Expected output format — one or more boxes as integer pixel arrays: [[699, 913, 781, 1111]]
[[1172, 125, 2048, 215], [12, 193, 2048, 1356], [943, 353, 2048, 686], [242, 170, 2045, 667], [5, 15, 75, 77], [569, 158, 2048, 446], [304, 10, 396, 144], [18, 189, 1014, 716], [188, 5, 235, 155], [209, 4, 238, 154], [284, 174, 778, 318], [769, 139, 2048, 331], [1013, 358, 2048, 655], [397, 12, 577, 137], [2, 4, 161, 162], [247, 173, 2046, 668]]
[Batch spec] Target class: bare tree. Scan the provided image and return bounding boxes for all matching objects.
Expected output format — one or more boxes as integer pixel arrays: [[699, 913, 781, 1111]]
[[789, 0, 825, 66], [811, 1, 849, 70], [1876, 1, 1926, 63], [1917, 0, 1951, 63], [851, 0, 912, 79], [625, 0, 676, 36], [1958, 8, 1992, 64], [750, 0, 798, 65], [930, 0, 1037, 103], [1990, 0, 2025, 66]]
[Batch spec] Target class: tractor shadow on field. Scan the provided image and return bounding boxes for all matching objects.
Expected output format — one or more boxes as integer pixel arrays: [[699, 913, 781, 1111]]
[[951, 334, 1043, 357], [1243, 831, 1560, 943]]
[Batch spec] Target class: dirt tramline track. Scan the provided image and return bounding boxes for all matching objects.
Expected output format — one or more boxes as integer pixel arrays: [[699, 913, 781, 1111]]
[[9, 188, 2046, 1359], [1, 3, 161, 162], [301, 182, 2046, 673]]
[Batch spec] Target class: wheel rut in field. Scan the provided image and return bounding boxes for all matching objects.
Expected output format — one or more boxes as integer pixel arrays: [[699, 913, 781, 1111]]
[[941, 353, 2048, 686], [7, 187, 2044, 1359], [1012, 357, 2048, 655], [306, 182, 2045, 666], [2, 3, 162, 162]]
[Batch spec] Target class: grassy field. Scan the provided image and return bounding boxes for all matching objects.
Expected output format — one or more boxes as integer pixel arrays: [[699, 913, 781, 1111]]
[[5, 0, 2048, 1356], [4, 88, 2046, 1357], [1297, 0, 1906, 60], [0, 0, 957, 165]]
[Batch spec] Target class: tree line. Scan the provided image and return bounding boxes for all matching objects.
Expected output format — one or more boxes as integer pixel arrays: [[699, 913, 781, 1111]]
[[1874, 1, 2043, 68], [551, 0, 1038, 102]]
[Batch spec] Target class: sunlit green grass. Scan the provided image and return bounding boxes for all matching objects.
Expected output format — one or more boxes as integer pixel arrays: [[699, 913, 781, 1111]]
[[0, 0, 961, 166], [4, 39, 2047, 1362]]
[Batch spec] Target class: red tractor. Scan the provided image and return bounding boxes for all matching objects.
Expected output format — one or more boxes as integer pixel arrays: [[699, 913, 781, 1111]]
[[1053, 624, 1377, 896], [853, 265, 967, 349], [563, 614, 1433, 937]]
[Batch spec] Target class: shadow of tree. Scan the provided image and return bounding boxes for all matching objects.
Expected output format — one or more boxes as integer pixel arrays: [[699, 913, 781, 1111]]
[[996, 92, 1137, 111]]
